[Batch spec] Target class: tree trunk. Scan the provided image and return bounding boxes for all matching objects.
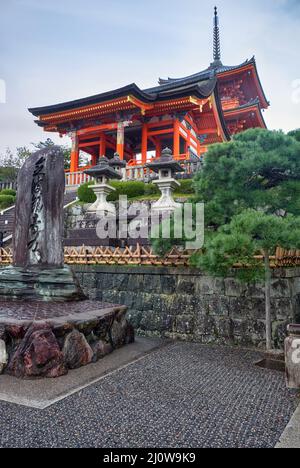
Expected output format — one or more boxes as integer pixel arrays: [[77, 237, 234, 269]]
[[264, 250, 272, 351]]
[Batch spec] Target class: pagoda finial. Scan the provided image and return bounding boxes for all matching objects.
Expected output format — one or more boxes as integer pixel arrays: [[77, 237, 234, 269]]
[[213, 6, 221, 63]]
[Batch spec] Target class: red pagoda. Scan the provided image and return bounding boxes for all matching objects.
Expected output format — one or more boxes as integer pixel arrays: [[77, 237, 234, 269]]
[[29, 7, 269, 181]]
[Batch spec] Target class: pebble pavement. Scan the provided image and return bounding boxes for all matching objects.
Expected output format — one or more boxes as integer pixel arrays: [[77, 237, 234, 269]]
[[0, 343, 297, 448], [0, 301, 119, 320]]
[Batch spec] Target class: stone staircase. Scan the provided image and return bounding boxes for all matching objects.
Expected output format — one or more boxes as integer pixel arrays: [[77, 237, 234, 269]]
[[0, 190, 78, 247], [64, 209, 154, 248]]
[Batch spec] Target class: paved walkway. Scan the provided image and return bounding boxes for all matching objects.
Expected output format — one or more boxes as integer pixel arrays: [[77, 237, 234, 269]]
[[0, 343, 297, 448]]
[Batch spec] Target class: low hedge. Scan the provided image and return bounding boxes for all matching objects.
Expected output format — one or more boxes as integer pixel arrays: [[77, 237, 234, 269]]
[[78, 181, 149, 203], [0, 189, 16, 197], [176, 180, 195, 194], [108, 181, 147, 201], [77, 179, 194, 204], [144, 183, 160, 196], [0, 195, 15, 210], [77, 182, 96, 204]]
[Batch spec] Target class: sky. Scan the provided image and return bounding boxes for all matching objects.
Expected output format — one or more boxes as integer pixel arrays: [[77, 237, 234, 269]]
[[0, 0, 299, 155]]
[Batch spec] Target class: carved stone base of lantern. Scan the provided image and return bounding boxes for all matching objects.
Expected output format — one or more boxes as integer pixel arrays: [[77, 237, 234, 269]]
[[0, 266, 86, 302], [88, 183, 116, 216], [285, 324, 300, 389], [151, 178, 181, 213]]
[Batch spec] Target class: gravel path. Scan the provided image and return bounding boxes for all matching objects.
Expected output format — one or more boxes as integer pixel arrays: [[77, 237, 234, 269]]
[[0, 343, 297, 448]]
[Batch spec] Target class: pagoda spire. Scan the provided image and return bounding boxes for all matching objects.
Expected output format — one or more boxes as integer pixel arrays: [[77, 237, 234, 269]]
[[213, 6, 222, 64]]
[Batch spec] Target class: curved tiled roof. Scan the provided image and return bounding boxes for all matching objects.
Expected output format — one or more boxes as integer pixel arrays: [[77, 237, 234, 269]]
[[156, 58, 255, 87], [224, 98, 267, 129], [29, 83, 157, 117], [29, 77, 218, 117]]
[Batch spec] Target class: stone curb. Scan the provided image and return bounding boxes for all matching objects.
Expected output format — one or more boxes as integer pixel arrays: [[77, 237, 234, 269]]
[[276, 401, 300, 448]]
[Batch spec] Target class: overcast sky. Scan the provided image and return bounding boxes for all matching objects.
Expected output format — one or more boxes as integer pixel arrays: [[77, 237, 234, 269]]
[[0, 0, 299, 155]]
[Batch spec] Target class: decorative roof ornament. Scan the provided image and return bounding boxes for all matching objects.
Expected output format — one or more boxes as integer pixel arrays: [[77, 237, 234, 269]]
[[213, 6, 222, 65]]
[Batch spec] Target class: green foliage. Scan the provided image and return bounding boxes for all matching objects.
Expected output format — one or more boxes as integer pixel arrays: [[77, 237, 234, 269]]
[[0, 167, 17, 182], [151, 214, 185, 256], [108, 181, 146, 201], [193, 209, 300, 282], [32, 138, 71, 170], [0, 195, 15, 210], [175, 179, 195, 194], [0, 147, 31, 182], [144, 183, 160, 197], [0, 139, 72, 180], [77, 182, 96, 203], [78, 180, 162, 203], [194, 128, 300, 227], [0, 188, 16, 197], [151, 129, 300, 260], [288, 129, 300, 143]]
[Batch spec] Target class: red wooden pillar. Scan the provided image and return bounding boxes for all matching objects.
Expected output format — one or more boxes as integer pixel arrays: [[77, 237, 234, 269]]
[[155, 138, 162, 159], [197, 138, 201, 158], [99, 132, 106, 158], [117, 122, 125, 160], [70, 131, 79, 172], [186, 128, 192, 159], [173, 119, 180, 159], [91, 152, 97, 166], [141, 124, 148, 164]]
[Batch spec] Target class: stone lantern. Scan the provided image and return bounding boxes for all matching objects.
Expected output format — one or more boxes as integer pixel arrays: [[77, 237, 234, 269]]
[[108, 152, 126, 179], [84, 157, 122, 215], [147, 148, 184, 212], [285, 324, 300, 389]]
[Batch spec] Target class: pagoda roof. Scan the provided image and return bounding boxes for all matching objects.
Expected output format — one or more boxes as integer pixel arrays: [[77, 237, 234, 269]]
[[155, 58, 254, 88], [224, 98, 267, 129], [154, 56, 269, 109]]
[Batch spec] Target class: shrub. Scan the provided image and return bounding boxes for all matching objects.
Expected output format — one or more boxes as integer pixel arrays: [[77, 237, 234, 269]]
[[78, 180, 161, 204], [0, 195, 15, 210], [0, 188, 16, 197], [108, 181, 146, 201], [77, 182, 96, 203], [144, 183, 160, 197], [176, 179, 195, 194]]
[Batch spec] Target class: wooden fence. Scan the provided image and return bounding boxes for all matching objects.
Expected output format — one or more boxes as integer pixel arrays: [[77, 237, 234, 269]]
[[0, 246, 191, 267], [0, 246, 300, 268]]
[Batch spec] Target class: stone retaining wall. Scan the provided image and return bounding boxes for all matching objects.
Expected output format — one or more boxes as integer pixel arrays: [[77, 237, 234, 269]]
[[73, 266, 300, 349]]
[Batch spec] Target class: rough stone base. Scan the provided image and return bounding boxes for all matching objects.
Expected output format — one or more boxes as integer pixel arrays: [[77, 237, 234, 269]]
[[0, 301, 134, 379], [0, 266, 86, 302]]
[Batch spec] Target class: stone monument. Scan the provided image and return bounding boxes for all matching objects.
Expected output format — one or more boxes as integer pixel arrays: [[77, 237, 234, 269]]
[[0, 147, 134, 379], [0, 147, 85, 302], [147, 148, 184, 213]]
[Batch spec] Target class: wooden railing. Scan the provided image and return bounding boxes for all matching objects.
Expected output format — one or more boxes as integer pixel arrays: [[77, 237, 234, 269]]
[[65, 159, 203, 187], [0, 181, 17, 191], [0, 246, 190, 267], [65, 171, 92, 188], [1, 246, 300, 268]]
